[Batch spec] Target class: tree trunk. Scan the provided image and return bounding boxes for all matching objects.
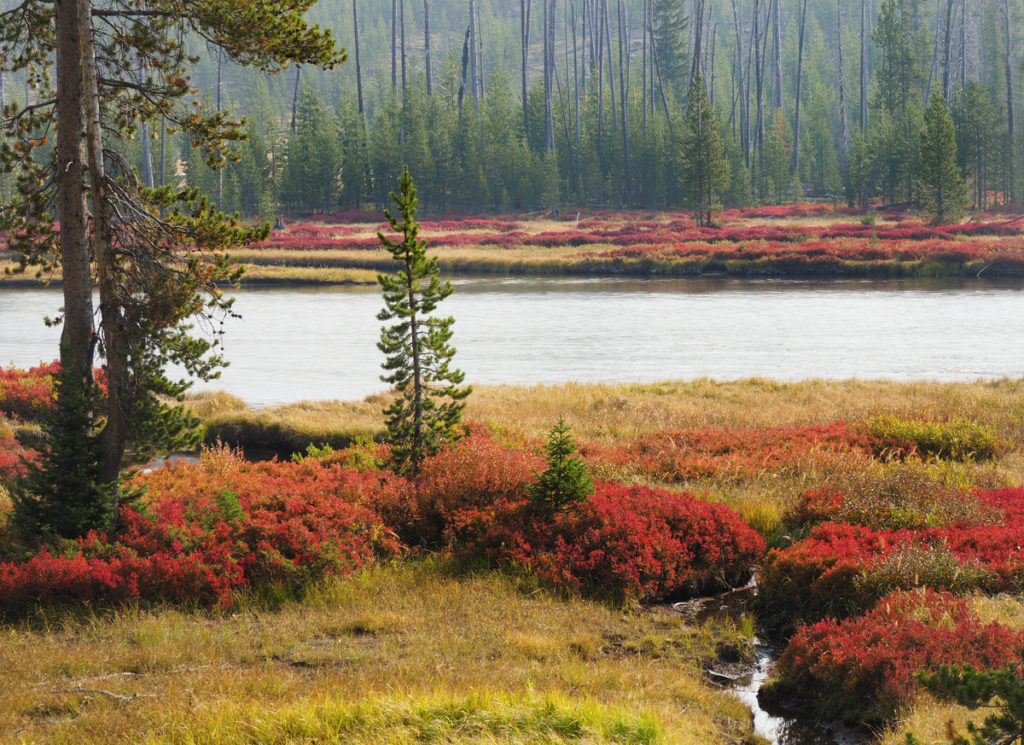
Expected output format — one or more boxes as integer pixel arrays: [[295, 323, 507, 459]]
[[730, 0, 749, 166], [544, 0, 554, 150], [959, 0, 966, 90], [753, 0, 764, 149], [641, 0, 647, 133], [860, 0, 868, 133], [603, 0, 616, 134], [1000, 0, 1014, 202], [476, 0, 485, 101], [400, 0, 407, 92], [793, 0, 807, 180], [837, 0, 849, 165], [424, 0, 432, 96], [617, 0, 629, 194], [772, 0, 782, 111], [941, 0, 954, 102], [353, 0, 364, 114], [522, 0, 531, 134], [391, 0, 398, 90], [55, 0, 95, 387], [470, 0, 479, 112], [290, 65, 300, 133], [80, 0, 126, 490], [691, 0, 704, 87]]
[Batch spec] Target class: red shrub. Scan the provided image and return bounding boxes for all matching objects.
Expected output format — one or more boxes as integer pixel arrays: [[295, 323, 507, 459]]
[[448, 481, 764, 601], [0, 432, 37, 484], [765, 589, 1024, 723], [0, 362, 58, 419], [0, 448, 401, 614], [760, 488, 1024, 626]]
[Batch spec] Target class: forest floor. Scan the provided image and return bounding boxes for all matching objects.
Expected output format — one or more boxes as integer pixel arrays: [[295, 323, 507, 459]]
[[5, 204, 1024, 285]]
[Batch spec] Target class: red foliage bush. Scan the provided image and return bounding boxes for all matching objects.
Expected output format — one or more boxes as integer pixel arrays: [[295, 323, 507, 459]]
[[448, 481, 764, 601], [0, 448, 402, 613], [0, 362, 58, 419], [760, 488, 1024, 626], [0, 432, 36, 484], [764, 589, 1024, 723]]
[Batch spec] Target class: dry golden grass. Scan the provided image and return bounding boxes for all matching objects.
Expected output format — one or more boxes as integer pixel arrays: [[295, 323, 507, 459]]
[[0, 566, 754, 745], [236, 263, 378, 284]]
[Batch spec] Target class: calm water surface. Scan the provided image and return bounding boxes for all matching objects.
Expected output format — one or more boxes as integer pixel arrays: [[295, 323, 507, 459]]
[[2, 277, 1023, 407]]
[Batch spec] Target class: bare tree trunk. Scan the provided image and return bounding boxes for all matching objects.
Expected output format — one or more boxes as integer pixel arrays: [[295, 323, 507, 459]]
[[160, 115, 166, 187], [941, 0, 954, 101], [290, 65, 301, 133], [1000, 0, 1014, 202], [400, 0, 407, 92], [690, 0, 705, 87], [470, 0, 479, 112], [617, 0, 629, 194], [793, 0, 807, 182], [391, 0, 398, 90], [354, 0, 365, 113], [860, 0, 868, 133], [522, 0, 531, 134], [730, 0, 749, 166], [544, 0, 555, 150], [641, 0, 647, 133], [424, 0, 433, 96], [476, 0, 485, 101], [709, 22, 717, 108], [55, 0, 95, 387], [958, 0, 966, 89], [649, 6, 673, 138], [837, 0, 849, 165], [216, 51, 223, 203], [772, 0, 782, 111], [603, 0, 617, 135], [573, 0, 581, 187], [753, 0, 764, 148]]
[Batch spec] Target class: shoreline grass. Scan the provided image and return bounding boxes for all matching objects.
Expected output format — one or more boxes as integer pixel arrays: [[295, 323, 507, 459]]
[[0, 565, 754, 745]]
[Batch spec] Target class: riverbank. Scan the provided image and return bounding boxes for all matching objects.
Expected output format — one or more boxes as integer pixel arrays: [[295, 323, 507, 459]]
[[5, 206, 1024, 285]]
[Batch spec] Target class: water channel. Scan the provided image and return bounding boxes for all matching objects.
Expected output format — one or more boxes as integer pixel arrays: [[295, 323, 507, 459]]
[[2, 277, 1023, 406]]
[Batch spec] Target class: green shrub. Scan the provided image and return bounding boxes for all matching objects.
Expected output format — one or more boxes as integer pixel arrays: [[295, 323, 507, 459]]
[[865, 416, 1002, 461], [527, 418, 594, 515]]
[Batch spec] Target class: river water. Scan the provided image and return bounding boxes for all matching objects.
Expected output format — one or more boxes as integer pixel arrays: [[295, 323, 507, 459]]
[[2, 277, 1023, 406]]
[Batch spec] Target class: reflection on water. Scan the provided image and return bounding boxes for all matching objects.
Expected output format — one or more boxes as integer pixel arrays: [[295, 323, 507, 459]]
[[2, 277, 1023, 407]]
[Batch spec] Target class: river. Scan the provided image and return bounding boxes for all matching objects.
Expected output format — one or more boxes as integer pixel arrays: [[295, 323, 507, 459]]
[[2, 277, 1023, 407]]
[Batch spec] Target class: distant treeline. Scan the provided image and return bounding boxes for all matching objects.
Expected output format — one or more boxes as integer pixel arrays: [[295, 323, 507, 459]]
[[14, 0, 1018, 216]]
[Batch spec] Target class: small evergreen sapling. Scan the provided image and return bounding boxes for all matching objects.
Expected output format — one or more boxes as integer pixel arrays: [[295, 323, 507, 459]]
[[528, 418, 594, 514], [909, 651, 1024, 745], [377, 167, 471, 474]]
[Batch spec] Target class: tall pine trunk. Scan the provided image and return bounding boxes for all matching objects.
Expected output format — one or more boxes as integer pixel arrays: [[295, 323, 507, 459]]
[[522, 0, 531, 134], [55, 0, 94, 388], [860, 0, 868, 133], [772, 0, 782, 111], [837, 0, 849, 165], [793, 0, 807, 180], [353, 0, 364, 113], [424, 0, 432, 95], [1000, 0, 1014, 202]]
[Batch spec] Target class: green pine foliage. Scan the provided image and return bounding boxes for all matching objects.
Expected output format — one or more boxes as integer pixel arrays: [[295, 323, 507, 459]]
[[11, 369, 115, 539], [911, 651, 1024, 745], [679, 73, 728, 226], [527, 418, 594, 515], [377, 166, 471, 474], [917, 93, 969, 223]]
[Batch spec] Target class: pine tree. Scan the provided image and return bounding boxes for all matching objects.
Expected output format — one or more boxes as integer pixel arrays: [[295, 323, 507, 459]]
[[917, 92, 968, 223], [377, 167, 471, 474], [679, 72, 728, 226], [527, 417, 593, 515]]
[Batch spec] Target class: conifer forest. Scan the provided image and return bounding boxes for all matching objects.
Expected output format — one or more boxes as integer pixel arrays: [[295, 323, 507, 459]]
[[5, 0, 1020, 216]]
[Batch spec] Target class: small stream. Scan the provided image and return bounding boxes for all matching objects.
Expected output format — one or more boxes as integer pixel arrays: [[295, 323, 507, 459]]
[[675, 584, 863, 745]]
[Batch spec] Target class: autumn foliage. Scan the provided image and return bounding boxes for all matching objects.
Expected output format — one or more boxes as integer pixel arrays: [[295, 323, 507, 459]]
[[762, 589, 1024, 723]]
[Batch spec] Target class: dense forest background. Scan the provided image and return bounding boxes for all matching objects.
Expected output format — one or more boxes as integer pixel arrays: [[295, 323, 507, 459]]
[[9, 0, 1021, 216]]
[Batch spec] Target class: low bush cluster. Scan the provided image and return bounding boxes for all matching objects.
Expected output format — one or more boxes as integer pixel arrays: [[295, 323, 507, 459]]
[[447, 481, 764, 602], [0, 430, 764, 613], [864, 415, 1002, 461], [582, 423, 901, 482], [762, 589, 1024, 723], [762, 484, 1024, 625], [0, 362, 58, 419]]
